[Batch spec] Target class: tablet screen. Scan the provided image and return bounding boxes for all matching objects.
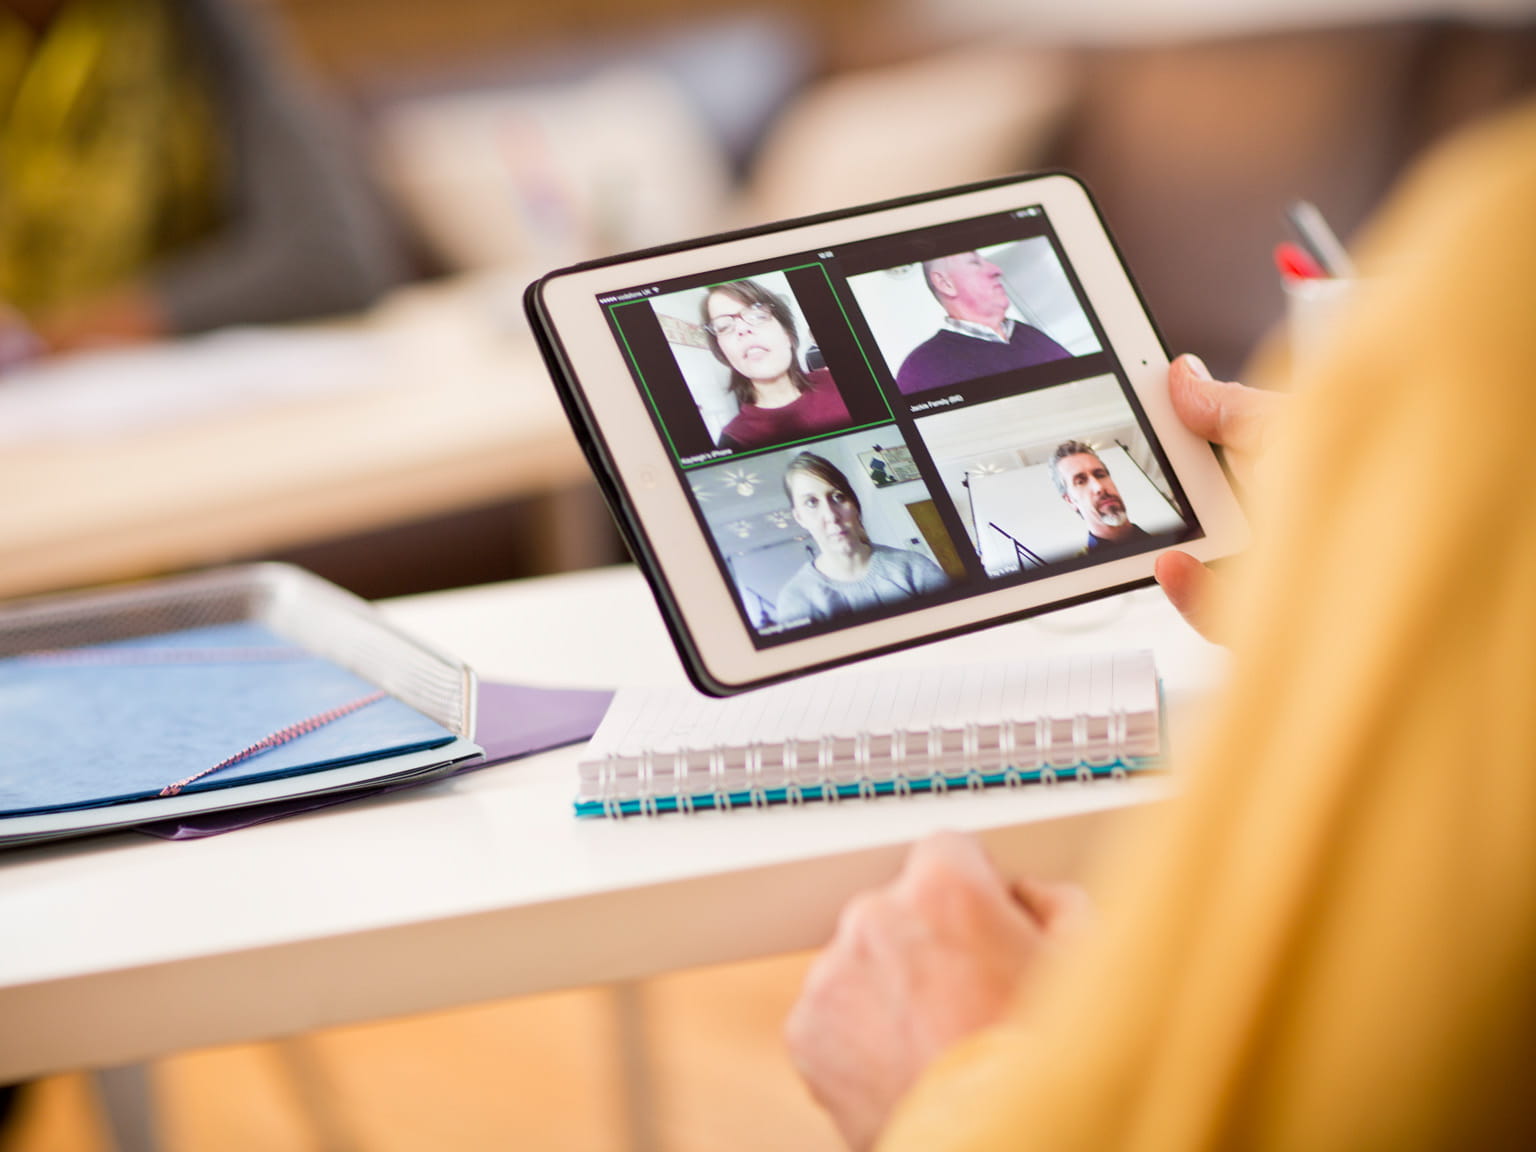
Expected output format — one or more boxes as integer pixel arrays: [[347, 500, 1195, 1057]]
[[594, 202, 1200, 649]]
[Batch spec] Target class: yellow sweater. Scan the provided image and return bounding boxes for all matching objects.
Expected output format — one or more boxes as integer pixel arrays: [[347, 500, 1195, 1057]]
[[882, 97, 1536, 1151]]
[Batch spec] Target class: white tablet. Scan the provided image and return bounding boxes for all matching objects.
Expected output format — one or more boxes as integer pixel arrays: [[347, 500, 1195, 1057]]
[[527, 172, 1247, 695]]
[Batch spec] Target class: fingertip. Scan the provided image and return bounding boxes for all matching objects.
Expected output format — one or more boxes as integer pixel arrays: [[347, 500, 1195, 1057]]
[[1154, 549, 1193, 586], [1179, 353, 1212, 380], [905, 829, 989, 884], [1155, 550, 1220, 640], [1153, 549, 1202, 609], [901, 831, 1014, 911], [910, 829, 986, 868], [1168, 355, 1220, 432], [922, 828, 979, 854]]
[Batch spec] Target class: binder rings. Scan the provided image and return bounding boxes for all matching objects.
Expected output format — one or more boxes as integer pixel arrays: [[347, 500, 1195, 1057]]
[[577, 650, 1160, 817]]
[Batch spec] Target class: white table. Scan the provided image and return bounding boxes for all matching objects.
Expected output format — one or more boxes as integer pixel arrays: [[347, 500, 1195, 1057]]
[[0, 282, 596, 600], [0, 565, 1224, 1085]]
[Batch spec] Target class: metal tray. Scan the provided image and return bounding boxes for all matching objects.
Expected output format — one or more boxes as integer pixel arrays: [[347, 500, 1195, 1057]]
[[0, 563, 475, 739], [0, 563, 478, 847]]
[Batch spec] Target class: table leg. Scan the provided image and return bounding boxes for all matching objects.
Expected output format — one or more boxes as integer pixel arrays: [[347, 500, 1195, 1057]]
[[94, 1065, 159, 1152], [613, 982, 661, 1152]]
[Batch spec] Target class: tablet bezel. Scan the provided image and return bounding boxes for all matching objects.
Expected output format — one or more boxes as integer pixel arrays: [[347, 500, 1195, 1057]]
[[528, 172, 1247, 694]]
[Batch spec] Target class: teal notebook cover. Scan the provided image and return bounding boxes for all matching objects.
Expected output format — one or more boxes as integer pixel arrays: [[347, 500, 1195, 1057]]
[[0, 622, 456, 817]]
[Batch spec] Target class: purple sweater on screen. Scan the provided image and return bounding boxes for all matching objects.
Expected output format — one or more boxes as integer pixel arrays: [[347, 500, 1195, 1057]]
[[717, 368, 850, 450], [895, 325, 1071, 395]]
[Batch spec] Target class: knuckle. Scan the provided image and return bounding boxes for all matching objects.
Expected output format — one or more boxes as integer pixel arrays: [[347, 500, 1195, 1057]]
[[836, 891, 888, 942], [903, 834, 994, 903]]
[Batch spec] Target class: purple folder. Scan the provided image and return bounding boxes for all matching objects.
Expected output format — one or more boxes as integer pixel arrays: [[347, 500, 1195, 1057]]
[[137, 681, 614, 840]]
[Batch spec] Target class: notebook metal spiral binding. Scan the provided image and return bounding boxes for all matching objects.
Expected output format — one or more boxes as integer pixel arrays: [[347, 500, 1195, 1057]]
[[574, 653, 1162, 818]]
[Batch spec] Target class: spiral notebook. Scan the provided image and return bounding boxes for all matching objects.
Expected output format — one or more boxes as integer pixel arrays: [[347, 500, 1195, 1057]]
[[577, 650, 1160, 817]]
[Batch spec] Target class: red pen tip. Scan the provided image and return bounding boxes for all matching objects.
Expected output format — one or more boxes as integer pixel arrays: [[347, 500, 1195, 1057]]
[[1275, 241, 1326, 280]]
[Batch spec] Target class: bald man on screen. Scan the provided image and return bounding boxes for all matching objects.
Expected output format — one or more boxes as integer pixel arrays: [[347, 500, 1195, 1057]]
[[895, 251, 1071, 395]]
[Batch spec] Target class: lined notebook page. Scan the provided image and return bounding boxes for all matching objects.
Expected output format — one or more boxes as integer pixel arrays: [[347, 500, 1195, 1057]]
[[578, 651, 1159, 808]]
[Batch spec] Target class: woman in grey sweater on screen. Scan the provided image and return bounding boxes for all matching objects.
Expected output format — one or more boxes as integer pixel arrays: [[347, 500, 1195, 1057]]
[[775, 452, 947, 625]]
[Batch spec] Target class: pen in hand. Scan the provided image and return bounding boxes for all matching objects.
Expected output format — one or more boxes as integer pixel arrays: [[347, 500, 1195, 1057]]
[[1286, 200, 1355, 279], [1274, 241, 1326, 281]]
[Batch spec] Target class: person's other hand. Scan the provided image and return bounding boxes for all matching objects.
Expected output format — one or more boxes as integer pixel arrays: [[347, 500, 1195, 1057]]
[[785, 831, 1091, 1151], [1155, 353, 1284, 640], [32, 286, 165, 355], [0, 302, 44, 373]]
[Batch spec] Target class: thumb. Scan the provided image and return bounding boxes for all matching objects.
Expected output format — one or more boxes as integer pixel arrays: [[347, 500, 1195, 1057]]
[[1169, 353, 1275, 463], [1013, 877, 1094, 938], [1154, 550, 1222, 643]]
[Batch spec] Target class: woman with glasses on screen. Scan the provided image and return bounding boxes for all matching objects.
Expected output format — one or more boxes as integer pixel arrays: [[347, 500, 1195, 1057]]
[[702, 280, 852, 451]]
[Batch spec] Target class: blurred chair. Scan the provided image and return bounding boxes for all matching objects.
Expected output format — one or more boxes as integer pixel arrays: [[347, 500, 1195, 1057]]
[[735, 8, 1534, 376], [1050, 19, 1536, 376]]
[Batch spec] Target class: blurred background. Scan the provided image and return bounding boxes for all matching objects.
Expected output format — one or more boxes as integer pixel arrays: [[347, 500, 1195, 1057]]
[[3, 0, 1532, 606], [2, 0, 1533, 1147]]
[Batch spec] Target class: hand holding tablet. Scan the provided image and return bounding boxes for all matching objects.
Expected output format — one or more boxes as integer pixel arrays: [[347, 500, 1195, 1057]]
[[527, 173, 1247, 694]]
